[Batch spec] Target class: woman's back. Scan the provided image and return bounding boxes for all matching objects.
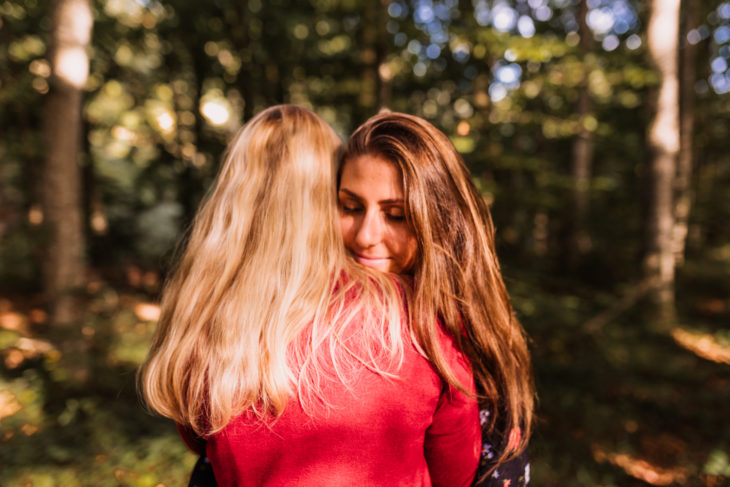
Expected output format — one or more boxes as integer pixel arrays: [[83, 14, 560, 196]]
[[194, 314, 479, 487]]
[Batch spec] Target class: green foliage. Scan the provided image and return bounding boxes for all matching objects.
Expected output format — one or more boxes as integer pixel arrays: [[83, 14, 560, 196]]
[[0, 287, 197, 486], [704, 450, 730, 477], [0, 224, 42, 291], [505, 255, 730, 485], [1, 0, 729, 484]]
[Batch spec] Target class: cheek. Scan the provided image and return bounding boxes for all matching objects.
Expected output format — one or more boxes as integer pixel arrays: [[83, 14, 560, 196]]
[[406, 234, 418, 260], [403, 234, 419, 268], [339, 215, 355, 250], [390, 228, 419, 270]]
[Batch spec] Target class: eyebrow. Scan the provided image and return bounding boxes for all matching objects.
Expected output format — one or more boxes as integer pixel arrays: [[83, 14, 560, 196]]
[[338, 188, 404, 205]]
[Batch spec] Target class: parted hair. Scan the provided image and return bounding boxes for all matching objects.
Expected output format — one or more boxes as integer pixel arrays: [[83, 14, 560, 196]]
[[342, 111, 535, 468], [139, 105, 403, 435]]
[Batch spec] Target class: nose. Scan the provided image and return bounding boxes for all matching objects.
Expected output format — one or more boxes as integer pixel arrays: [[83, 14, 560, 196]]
[[354, 210, 383, 249]]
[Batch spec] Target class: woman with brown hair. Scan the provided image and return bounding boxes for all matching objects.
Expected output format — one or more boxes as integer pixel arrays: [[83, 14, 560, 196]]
[[337, 111, 534, 485], [141, 105, 482, 486]]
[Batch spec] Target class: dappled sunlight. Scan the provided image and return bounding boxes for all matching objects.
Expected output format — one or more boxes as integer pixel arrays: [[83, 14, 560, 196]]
[[592, 445, 688, 485], [708, 243, 730, 263], [514, 267, 730, 484], [1, 318, 55, 368], [1, 0, 729, 483], [125, 265, 160, 290], [6, 337, 55, 370], [52, 0, 92, 89], [134, 302, 160, 322], [0, 390, 22, 421], [155, 112, 175, 132], [671, 327, 730, 365], [0, 311, 29, 334], [0, 287, 193, 486], [55, 46, 89, 88], [14, 337, 54, 356], [693, 298, 728, 315], [201, 99, 230, 126]]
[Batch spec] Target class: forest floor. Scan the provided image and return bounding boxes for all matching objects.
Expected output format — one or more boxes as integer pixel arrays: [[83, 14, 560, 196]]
[[507, 246, 730, 486], [0, 250, 728, 486]]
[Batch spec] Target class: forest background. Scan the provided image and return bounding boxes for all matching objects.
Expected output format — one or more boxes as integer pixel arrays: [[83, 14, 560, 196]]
[[0, 0, 729, 485]]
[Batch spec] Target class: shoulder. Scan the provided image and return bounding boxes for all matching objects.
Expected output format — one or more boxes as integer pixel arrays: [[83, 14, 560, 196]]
[[435, 320, 473, 375]]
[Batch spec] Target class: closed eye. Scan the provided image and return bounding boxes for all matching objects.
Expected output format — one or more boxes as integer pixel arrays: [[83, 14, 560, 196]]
[[384, 206, 406, 222], [339, 201, 363, 214], [386, 213, 405, 222]]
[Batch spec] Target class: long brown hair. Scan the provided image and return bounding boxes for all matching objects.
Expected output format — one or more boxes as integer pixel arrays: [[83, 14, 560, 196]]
[[342, 111, 534, 468]]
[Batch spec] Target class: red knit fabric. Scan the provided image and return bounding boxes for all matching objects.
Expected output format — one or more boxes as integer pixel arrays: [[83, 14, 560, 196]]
[[179, 325, 479, 486]]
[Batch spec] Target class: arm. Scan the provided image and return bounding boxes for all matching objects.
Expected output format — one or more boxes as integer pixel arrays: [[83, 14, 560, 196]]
[[176, 423, 207, 456], [474, 446, 530, 486], [473, 409, 530, 486], [187, 455, 218, 487], [424, 339, 481, 487], [178, 424, 220, 487]]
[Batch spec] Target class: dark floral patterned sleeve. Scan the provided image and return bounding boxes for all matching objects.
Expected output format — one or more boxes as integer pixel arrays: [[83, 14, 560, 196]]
[[473, 407, 530, 487], [188, 455, 216, 487]]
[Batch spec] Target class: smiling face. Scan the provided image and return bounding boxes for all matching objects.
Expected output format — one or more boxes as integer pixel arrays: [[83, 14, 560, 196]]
[[338, 154, 418, 274]]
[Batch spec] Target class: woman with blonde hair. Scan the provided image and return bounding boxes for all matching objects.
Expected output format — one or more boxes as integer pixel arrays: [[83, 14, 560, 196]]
[[337, 111, 534, 485], [140, 105, 481, 486]]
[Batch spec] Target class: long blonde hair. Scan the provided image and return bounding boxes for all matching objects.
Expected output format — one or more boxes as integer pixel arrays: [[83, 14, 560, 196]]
[[343, 112, 535, 468], [140, 105, 403, 435]]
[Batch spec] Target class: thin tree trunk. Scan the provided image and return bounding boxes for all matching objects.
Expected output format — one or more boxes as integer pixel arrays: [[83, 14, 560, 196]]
[[265, 63, 284, 105], [231, 2, 255, 121], [377, 0, 392, 109], [358, 0, 378, 117], [673, 0, 699, 265], [645, 0, 681, 325], [42, 0, 92, 381], [688, 106, 709, 251], [569, 0, 595, 265], [358, 0, 391, 116], [184, 44, 209, 227]]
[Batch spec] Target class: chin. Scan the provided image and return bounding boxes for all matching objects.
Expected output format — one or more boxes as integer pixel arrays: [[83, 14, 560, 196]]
[[362, 262, 391, 273]]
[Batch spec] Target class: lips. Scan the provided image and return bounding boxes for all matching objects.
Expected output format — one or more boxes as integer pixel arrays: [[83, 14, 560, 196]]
[[351, 252, 390, 268]]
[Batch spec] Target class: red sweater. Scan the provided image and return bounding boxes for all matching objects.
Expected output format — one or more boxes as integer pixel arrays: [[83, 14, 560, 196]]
[[179, 327, 479, 486]]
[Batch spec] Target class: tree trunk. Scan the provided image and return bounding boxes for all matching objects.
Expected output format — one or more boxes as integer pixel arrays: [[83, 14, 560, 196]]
[[673, 0, 699, 265], [42, 0, 92, 381], [358, 0, 378, 117], [231, 2, 255, 121], [644, 0, 681, 326], [358, 0, 390, 117], [569, 0, 595, 265], [377, 0, 392, 110]]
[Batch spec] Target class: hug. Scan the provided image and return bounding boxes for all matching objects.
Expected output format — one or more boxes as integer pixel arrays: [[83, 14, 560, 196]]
[[139, 105, 534, 486]]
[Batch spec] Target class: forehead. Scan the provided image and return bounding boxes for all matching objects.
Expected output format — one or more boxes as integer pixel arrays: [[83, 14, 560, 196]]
[[340, 154, 403, 198]]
